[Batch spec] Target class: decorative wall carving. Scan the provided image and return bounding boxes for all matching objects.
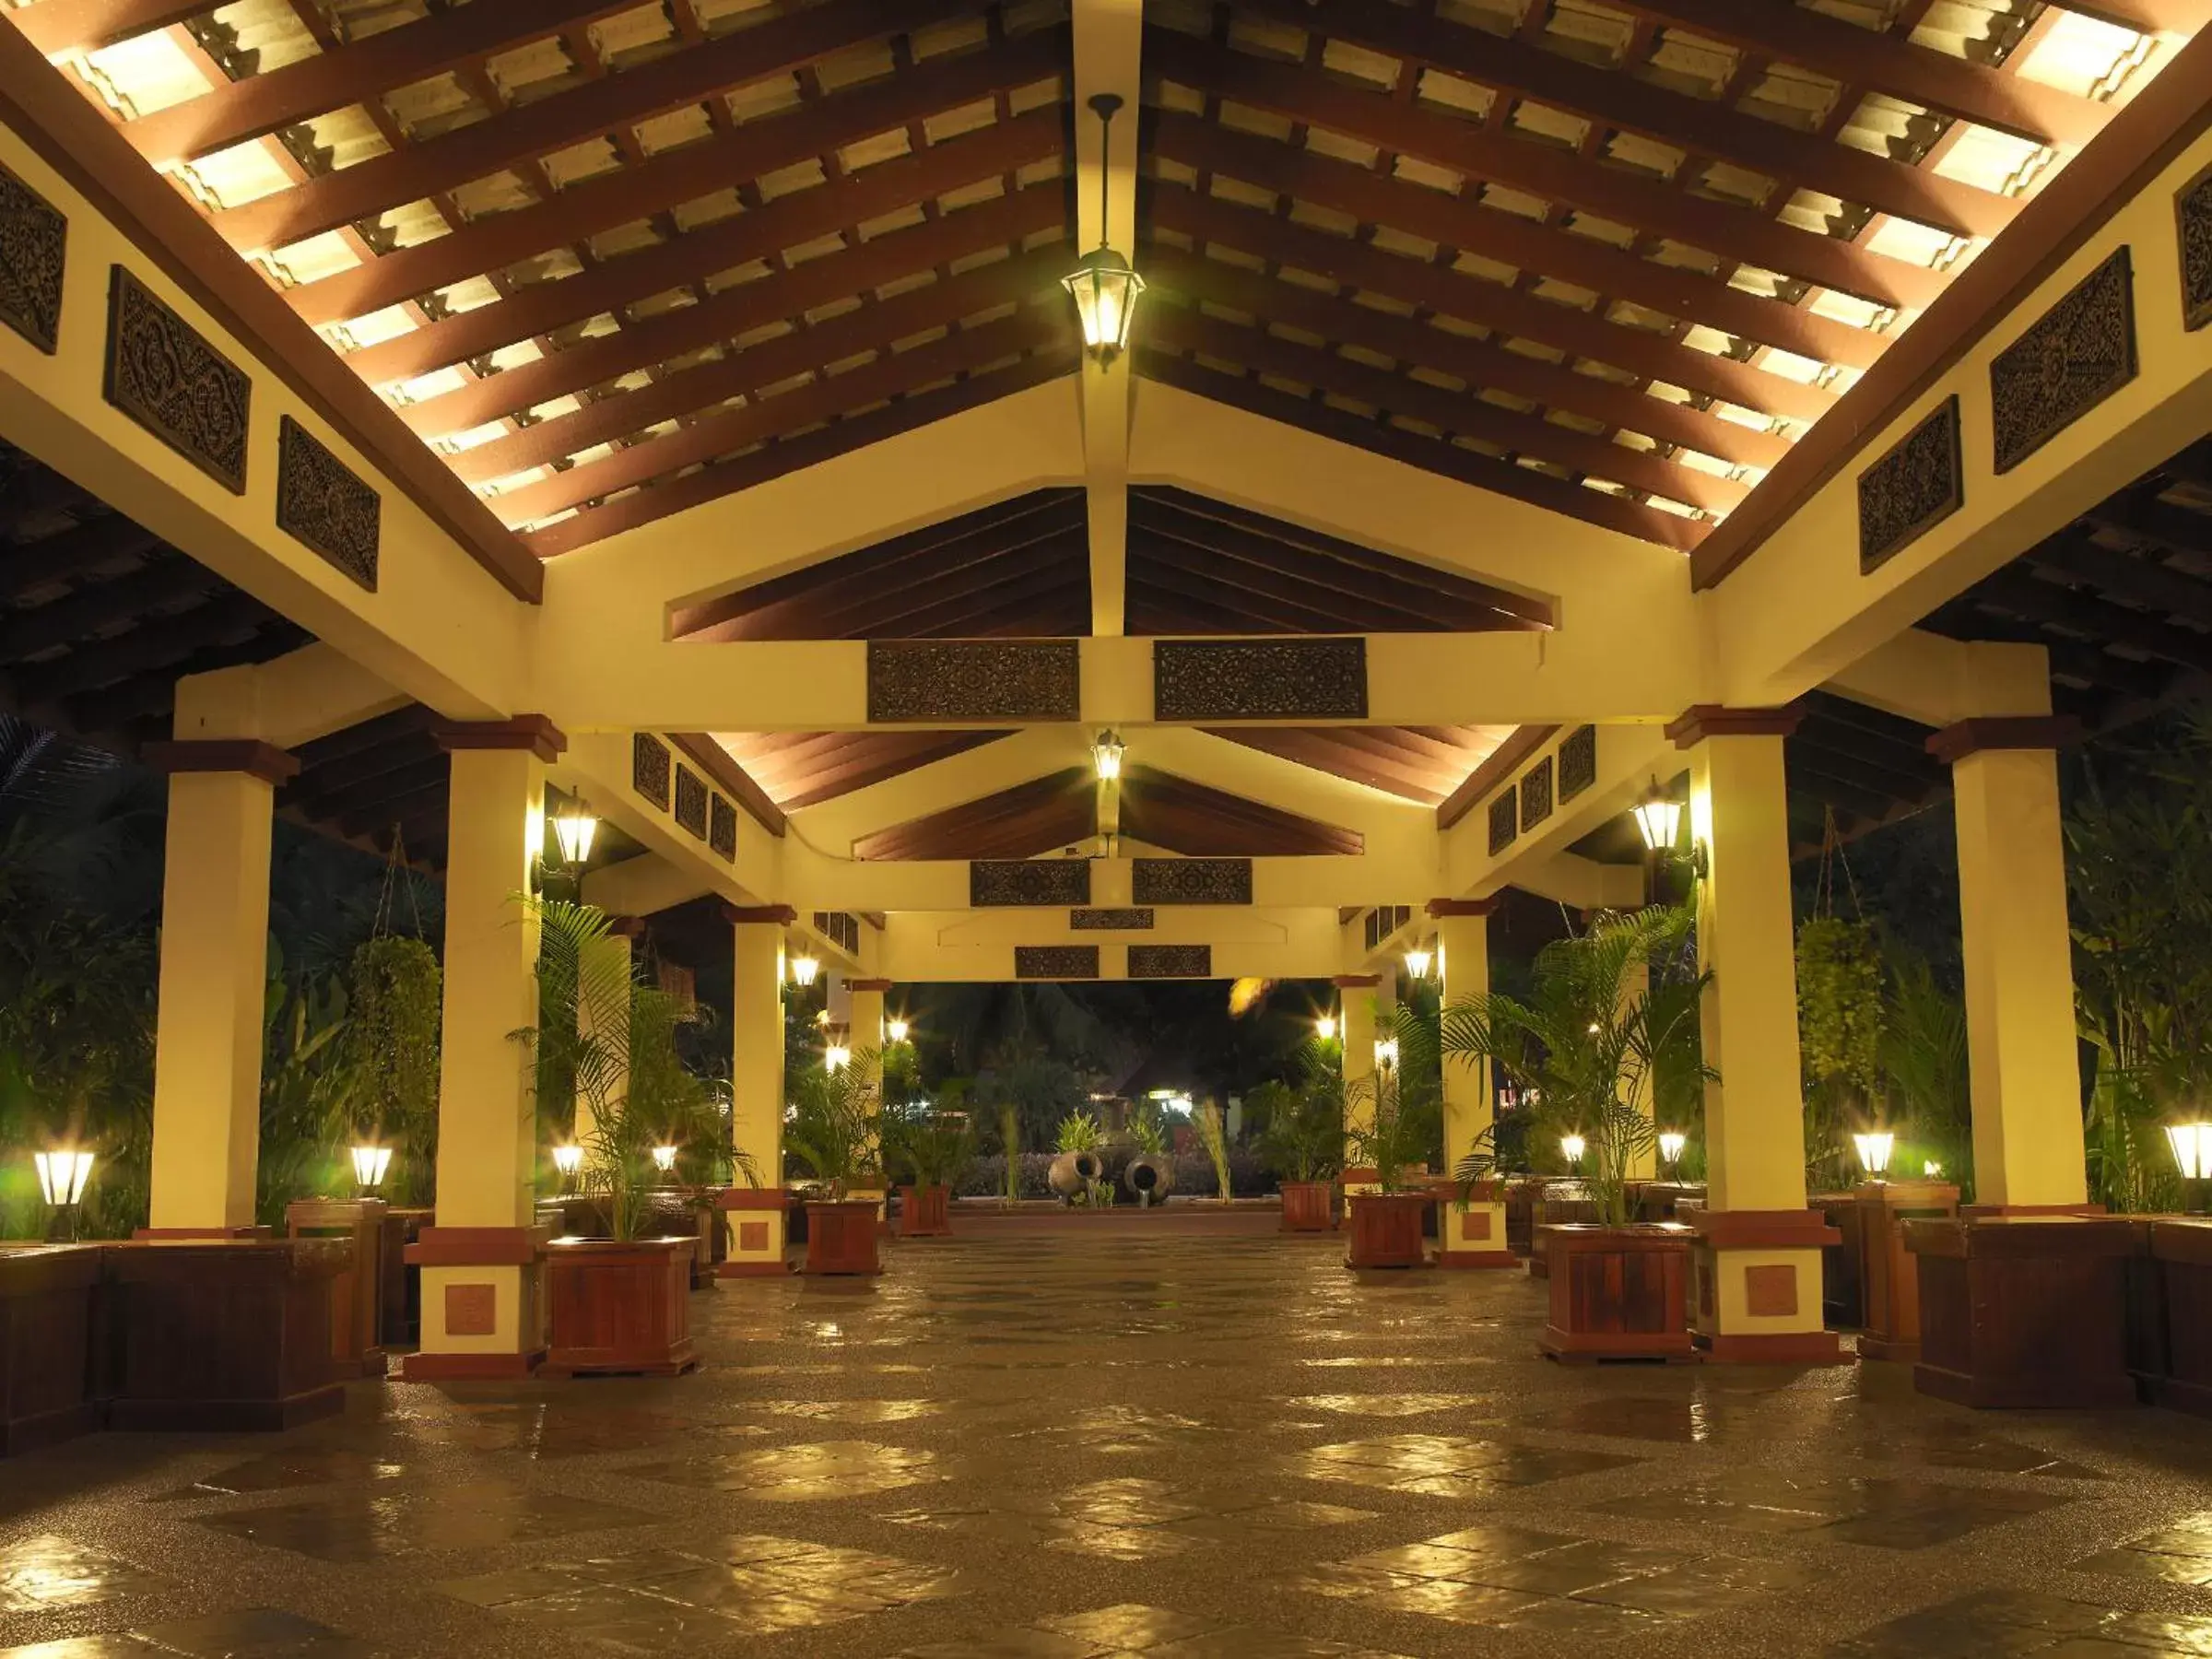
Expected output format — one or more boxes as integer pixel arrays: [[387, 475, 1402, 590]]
[[1991, 247, 2137, 475], [1152, 638, 1368, 722], [1072, 908, 1154, 930], [1016, 945, 1099, 980], [1858, 396, 1962, 573], [276, 417, 380, 590], [709, 794, 736, 861], [971, 859, 1090, 907], [1520, 756, 1553, 831], [867, 640, 1079, 722], [2183, 161, 2212, 333], [103, 265, 251, 493], [632, 734, 671, 809], [1488, 788, 1518, 856], [0, 162, 65, 355], [1133, 857, 1252, 906], [1558, 725, 1596, 803], [1129, 944, 1212, 980], [813, 911, 861, 953], [673, 765, 708, 838]]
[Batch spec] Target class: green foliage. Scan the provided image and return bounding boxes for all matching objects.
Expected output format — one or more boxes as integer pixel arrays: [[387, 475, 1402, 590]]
[[883, 1106, 972, 1188], [1440, 904, 1708, 1226], [343, 935, 441, 1206], [1342, 1005, 1445, 1195], [1880, 948, 1971, 1190], [1797, 917, 1885, 1091], [1053, 1108, 1103, 1153], [254, 943, 359, 1226], [1253, 1049, 1344, 1185], [785, 1051, 884, 1197], [1125, 1101, 1169, 1156], [1194, 1099, 1234, 1200]]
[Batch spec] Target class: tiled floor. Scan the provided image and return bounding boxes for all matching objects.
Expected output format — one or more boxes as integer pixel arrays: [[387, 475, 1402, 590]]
[[7, 1228, 2212, 1656]]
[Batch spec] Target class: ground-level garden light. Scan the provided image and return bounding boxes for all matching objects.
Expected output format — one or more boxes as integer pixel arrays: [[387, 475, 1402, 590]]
[[1560, 1133, 1586, 1171], [350, 1143, 393, 1194], [552, 1143, 583, 1192], [2168, 1122, 2212, 1212], [1658, 1130, 1687, 1177], [652, 1144, 679, 1176], [34, 1147, 94, 1241], [1853, 1131, 1895, 1181]]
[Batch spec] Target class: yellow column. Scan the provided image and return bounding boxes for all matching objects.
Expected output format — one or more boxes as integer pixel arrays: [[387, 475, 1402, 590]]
[[1337, 973, 1381, 1194], [720, 906, 792, 1277], [1932, 719, 2089, 1211], [1676, 707, 1840, 1364], [142, 742, 295, 1235], [1436, 901, 1512, 1265], [846, 977, 890, 1229], [406, 718, 559, 1380]]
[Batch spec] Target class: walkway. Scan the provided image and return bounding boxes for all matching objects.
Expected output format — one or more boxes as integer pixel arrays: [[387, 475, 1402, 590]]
[[6, 1232, 2212, 1657]]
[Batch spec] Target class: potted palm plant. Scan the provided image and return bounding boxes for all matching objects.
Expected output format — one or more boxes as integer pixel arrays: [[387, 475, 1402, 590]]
[[1256, 1062, 1344, 1232], [1342, 1012, 1444, 1268], [785, 1052, 888, 1274], [1444, 903, 1712, 1359], [522, 900, 754, 1376], [884, 1106, 970, 1238]]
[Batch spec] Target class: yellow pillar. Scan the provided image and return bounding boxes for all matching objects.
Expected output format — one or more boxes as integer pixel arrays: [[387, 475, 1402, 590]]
[[846, 977, 891, 1229], [720, 905, 792, 1277], [406, 718, 559, 1381], [1675, 707, 1841, 1364], [1436, 900, 1512, 1265], [1932, 718, 2089, 1211], [141, 741, 295, 1235], [1337, 973, 1381, 1194]]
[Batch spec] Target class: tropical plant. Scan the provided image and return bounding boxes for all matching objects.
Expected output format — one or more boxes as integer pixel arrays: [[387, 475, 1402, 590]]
[[255, 946, 359, 1226], [785, 1050, 885, 1198], [1798, 914, 1886, 1190], [1126, 1101, 1169, 1156], [343, 934, 441, 1206], [1880, 947, 1972, 1191], [1253, 1054, 1345, 1185], [1194, 1099, 1234, 1200], [1441, 904, 1711, 1227], [1054, 1108, 1103, 1153], [885, 1106, 973, 1189], [1338, 1005, 1444, 1194]]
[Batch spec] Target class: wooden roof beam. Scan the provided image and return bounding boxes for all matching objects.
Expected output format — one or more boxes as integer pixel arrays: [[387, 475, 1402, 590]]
[[0, 559, 218, 660], [13, 593, 274, 707], [756, 535, 1086, 639], [0, 517, 162, 605], [1974, 570, 2212, 673], [1147, 108, 1879, 374], [1145, 29, 1948, 311], [6, 1, 216, 53]]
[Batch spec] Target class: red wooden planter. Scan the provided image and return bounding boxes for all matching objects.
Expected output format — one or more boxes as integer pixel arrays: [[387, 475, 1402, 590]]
[[1539, 1224, 1693, 1362], [900, 1184, 952, 1239], [1906, 1214, 2133, 1408], [541, 1238, 697, 1378], [0, 1244, 102, 1455], [1345, 1192, 1431, 1269], [805, 1201, 885, 1276], [1280, 1181, 1335, 1233]]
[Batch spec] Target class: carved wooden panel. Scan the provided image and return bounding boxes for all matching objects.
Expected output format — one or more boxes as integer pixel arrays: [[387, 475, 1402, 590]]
[[2183, 161, 2212, 334], [1488, 788, 1518, 856], [1016, 945, 1099, 980], [1129, 944, 1212, 979], [0, 161, 65, 355], [1132, 857, 1252, 906], [1558, 725, 1596, 803], [1991, 247, 2136, 475], [813, 911, 861, 953], [971, 859, 1090, 907], [709, 794, 736, 861], [1858, 396, 1962, 574], [673, 765, 708, 838], [1520, 756, 1553, 831], [276, 417, 379, 590], [1072, 907, 1154, 930], [632, 734, 671, 809], [1153, 638, 1367, 721], [104, 265, 251, 493], [867, 640, 1079, 722]]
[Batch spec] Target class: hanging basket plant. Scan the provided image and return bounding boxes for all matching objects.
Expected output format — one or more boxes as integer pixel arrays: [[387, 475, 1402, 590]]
[[1797, 917, 1885, 1096], [346, 934, 441, 1205]]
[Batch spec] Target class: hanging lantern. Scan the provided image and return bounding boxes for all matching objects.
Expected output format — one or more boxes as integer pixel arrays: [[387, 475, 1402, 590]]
[[790, 953, 820, 988], [1090, 728, 1125, 782], [1630, 777, 1682, 854], [887, 1017, 911, 1045], [1314, 1014, 1337, 1041], [350, 1143, 394, 1193], [1062, 94, 1146, 365]]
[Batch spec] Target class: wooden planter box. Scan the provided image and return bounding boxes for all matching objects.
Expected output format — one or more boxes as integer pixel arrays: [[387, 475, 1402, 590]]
[[1905, 1215, 2135, 1408], [1345, 1192, 1431, 1269], [1538, 1224, 1694, 1363], [1855, 1181, 1959, 1363], [1814, 1191, 1865, 1327], [899, 1184, 952, 1238], [285, 1197, 389, 1379], [805, 1201, 884, 1276], [102, 1239, 349, 1431], [2146, 1219, 2212, 1417], [0, 1244, 101, 1456], [1280, 1181, 1335, 1233], [541, 1238, 697, 1378], [382, 1207, 431, 1348], [1526, 1182, 1596, 1279]]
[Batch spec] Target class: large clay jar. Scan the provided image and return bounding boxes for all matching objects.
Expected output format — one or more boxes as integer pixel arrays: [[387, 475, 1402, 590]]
[[1048, 1149, 1103, 1200], [1124, 1155, 1174, 1205]]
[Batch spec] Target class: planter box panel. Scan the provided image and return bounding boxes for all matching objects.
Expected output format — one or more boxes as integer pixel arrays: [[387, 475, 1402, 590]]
[[542, 1240, 697, 1379], [1280, 1182, 1335, 1233], [1345, 1194, 1430, 1269], [805, 1202, 884, 1276], [0, 1245, 102, 1456], [900, 1185, 953, 1239], [1908, 1217, 2134, 1409], [1539, 1226, 1694, 1362]]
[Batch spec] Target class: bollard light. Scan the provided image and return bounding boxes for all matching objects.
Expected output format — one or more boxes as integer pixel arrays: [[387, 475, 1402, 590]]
[[1924, 1159, 1944, 1179], [2169, 1122, 2212, 1180], [552, 1143, 583, 1192], [1658, 1130, 1687, 1174], [1560, 1134, 1586, 1171], [34, 1147, 94, 1242], [652, 1144, 679, 1175], [1373, 1038, 1398, 1071], [350, 1143, 394, 1193], [1853, 1131, 1895, 1180], [826, 1045, 851, 1074]]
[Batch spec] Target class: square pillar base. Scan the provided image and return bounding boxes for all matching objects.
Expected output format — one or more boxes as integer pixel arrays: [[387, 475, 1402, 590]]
[[717, 1188, 792, 1277], [401, 1228, 547, 1382], [1439, 1182, 1514, 1268], [1688, 1210, 1843, 1365]]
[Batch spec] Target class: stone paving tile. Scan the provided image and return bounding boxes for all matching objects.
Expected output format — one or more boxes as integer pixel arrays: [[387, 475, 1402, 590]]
[[0, 1607, 379, 1655], [0, 1539, 166, 1616], [2075, 1514, 2212, 1586], [897, 1601, 1419, 1658], [189, 1480, 653, 1562], [1830, 1588, 2212, 1655], [1281, 1431, 1637, 1497], [1599, 1465, 2071, 1547]]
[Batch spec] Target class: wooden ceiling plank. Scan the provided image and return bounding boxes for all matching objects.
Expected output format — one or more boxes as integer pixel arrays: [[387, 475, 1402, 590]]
[[341, 779, 450, 841], [751, 730, 1015, 809], [853, 766, 1092, 861], [900, 580, 1092, 640], [1974, 571, 2212, 673], [1435, 723, 1559, 830], [1240, 0, 2018, 241], [1147, 29, 1949, 310], [792, 544, 1086, 638], [520, 346, 1077, 555], [1142, 237, 1789, 470], [2086, 494, 2212, 558], [300, 754, 452, 823], [1786, 759, 1900, 821], [65, 624, 303, 737], [454, 245, 1067, 486], [665, 731, 786, 837], [0, 558, 218, 661], [14, 592, 271, 706], [1126, 516, 1495, 634], [405, 182, 1066, 440], [290, 702, 439, 768], [1136, 347, 1701, 549], [1148, 303, 1747, 513], [1206, 730, 1447, 802], [2030, 532, 2212, 629], [1145, 145, 1855, 408], [1922, 601, 2171, 700], [342, 102, 1065, 382], [121, 0, 648, 167], [218, 0, 989, 254], [6, 1, 218, 53], [2055, 1, 2212, 33], [490, 302, 1062, 525], [1126, 548, 1397, 635], [0, 517, 163, 604], [1606, 0, 2110, 149], [1121, 762, 1364, 857], [707, 525, 1085, 641]]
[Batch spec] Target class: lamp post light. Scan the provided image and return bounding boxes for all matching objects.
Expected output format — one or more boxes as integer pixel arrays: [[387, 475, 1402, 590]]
[[1657, 1130, 1687, 1181], [34, 1147, 94, 1241], [2168, 1122, 2212, 1214], [1062, 95, 1146, 365], [1559, 1134, 1586, 1173], [652, 1144, 679, 1180], [1853, 1131, 1896, 1183], [350, 1143, 394, 1196], [1372, 1038, 1398, 1072], [552, 1143, 583, 1194]]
